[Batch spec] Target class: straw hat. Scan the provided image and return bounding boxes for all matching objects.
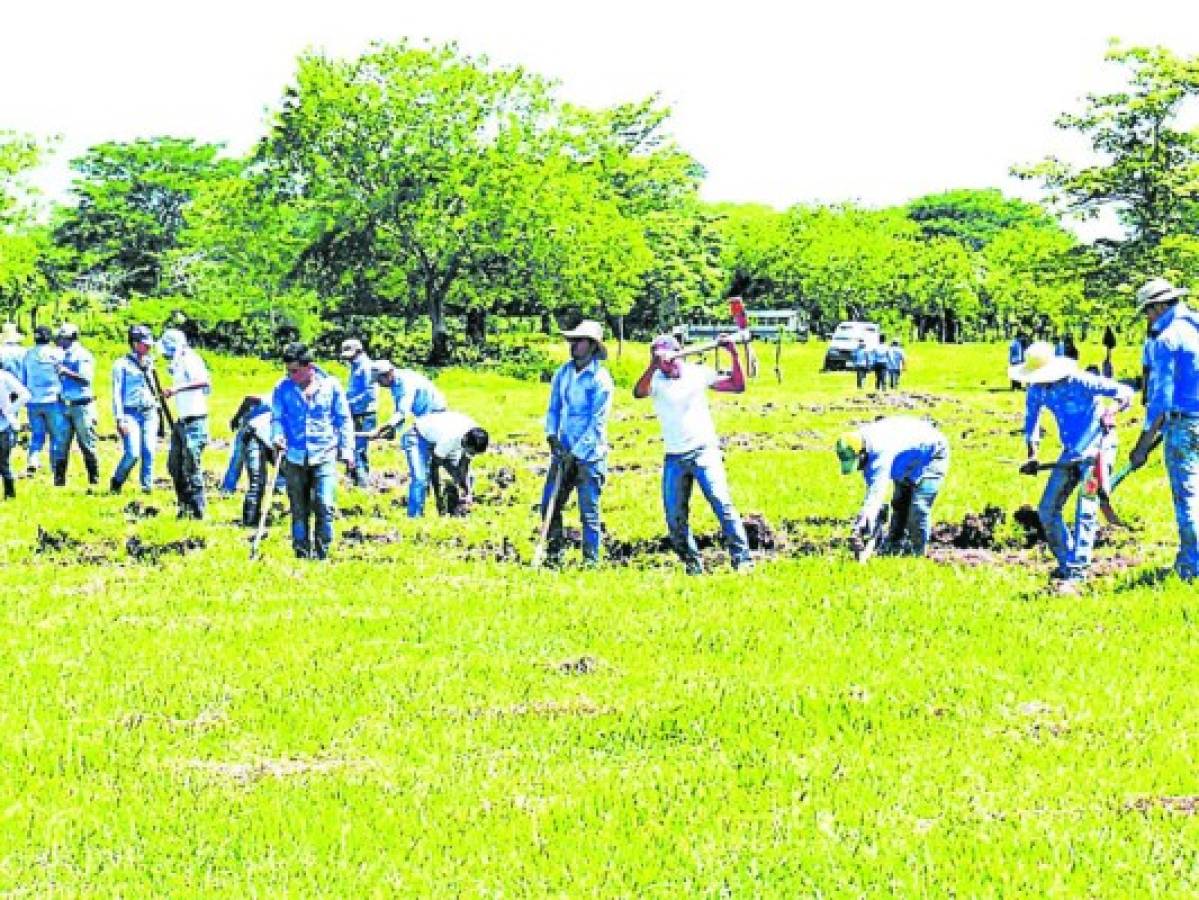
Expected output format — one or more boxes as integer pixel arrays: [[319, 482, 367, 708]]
[[1008, 340, 1076, 384], [1136, 277, 1189, 311]]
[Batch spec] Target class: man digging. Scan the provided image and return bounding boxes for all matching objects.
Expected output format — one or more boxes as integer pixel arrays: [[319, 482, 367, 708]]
[[836, 416, 951, 558], [1010, 340, 1133, 592], [411, 409, 489, 516], [633, 333, 753, 575]]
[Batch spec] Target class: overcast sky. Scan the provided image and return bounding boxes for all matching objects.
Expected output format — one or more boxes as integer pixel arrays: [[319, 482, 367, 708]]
[[2, 0, 1196, 228]]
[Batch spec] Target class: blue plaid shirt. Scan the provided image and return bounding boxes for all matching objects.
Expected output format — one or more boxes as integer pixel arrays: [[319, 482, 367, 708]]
[[1024, 370, 1133, 456], [545, 359, 614, 463], [1145, 303, 1199, 428], [270, 368, 354, 466]]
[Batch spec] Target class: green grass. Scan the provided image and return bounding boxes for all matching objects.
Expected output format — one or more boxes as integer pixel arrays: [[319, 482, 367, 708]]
[[1, 339, 1196, 895]]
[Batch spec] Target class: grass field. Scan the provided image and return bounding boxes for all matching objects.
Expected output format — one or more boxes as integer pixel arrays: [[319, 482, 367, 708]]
[[1, 338, 1196, 894]]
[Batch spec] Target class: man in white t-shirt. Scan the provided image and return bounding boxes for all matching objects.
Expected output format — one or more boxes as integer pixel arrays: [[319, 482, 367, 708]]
[[159, 328, 212, 519], [411, 409, 489, 515], [633, 333, 752, 574]]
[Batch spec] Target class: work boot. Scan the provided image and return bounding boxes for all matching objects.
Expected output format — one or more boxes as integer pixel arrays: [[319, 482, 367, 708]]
[[2, 478, 14, 499], [84, 456, 100, 486], [53, 460, 67, 487]]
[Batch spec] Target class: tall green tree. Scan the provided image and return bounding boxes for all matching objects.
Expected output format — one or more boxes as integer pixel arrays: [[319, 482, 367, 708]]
[[1014, 43, 1199, 293], [54, 137, 237, 299]]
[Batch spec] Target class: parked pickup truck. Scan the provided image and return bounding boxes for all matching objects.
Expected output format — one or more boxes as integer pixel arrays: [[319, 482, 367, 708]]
[[822, 321, 881, 371]]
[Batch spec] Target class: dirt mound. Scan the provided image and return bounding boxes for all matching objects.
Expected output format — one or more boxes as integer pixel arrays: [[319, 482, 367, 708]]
[[1013, 505, 1048, 547], [125, 535, 206, 562], [743, 513, 784, 551], [123, 501, 160, 520], [34, 527, 114, 563], [342, 526, 402, 545], [930, 505, 1007, 549]]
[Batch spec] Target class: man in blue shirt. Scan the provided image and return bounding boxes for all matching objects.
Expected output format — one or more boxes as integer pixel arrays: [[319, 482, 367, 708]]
[[541, 320, 614, 567], [271, 343, 355, 560], [1011, 340, 1134, 590], [1129, 277, 1199, 579], [835, 416, 950, 556], [886, 340, 906, 390], [850, 340, 869, 390], [341, 338, 376, 488], [371, 360, 448, 517], [110, 325, 160, 494], [55, 323, 100, 485], [20, 325, 67, 480], [870, 336, 889, 391]]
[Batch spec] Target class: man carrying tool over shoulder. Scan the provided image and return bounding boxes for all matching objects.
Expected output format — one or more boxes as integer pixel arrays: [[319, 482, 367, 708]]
[[1128, 277, 1199, 580], [633, 332, 753, 574], [271, 343, 355, 560], [835, 416, 950, 558], [411, 409, 489, 516], [1010, 340, 1133, 591], [370, 360, 448, 517], [541, 320, 614, 568], [55, 324, 100, 486], [159, 329, 211, 519]]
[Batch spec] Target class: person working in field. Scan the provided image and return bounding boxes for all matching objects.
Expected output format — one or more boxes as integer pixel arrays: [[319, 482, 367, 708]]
[[340, 338, 377, 488], [55, 324, 100, 486], [21, 325, 66, 480], [835, 416, 950, 558], [0, 364, 30, 500], [886, 339, 906, 390], [1128, 277, 1199, 580], [632, 333, 753, 575], [370, 360, 448, 516], [851, 340, 869, 390], [110, 325, 159, 495], [271, 342, 355, 560], [1010, 340, 1134, 591], [410, 409, 489, 516], [160, 329, 211, 519], [540, 320, 614, 568], [871, 336, 889, 391]]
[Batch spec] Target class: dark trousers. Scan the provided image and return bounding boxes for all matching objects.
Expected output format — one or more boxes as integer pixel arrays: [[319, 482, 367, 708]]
[[167, 417, 208, 518]]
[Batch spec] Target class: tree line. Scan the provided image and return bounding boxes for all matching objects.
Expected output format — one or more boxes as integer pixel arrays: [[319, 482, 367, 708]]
[[0, 40, 1196, 360]]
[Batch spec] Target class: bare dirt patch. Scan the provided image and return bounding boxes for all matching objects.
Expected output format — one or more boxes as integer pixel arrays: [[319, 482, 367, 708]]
[[125, 535, 207, 562]]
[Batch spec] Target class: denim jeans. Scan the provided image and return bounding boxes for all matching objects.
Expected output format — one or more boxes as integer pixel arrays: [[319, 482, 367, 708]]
[[540, 454, 606, 564], [662, 444, 751, 573], [27, 402, 68, 468], [403, 427, 430, 517], [873, 364, 887, 390], [0, 429, 14, 486], [1165, 417, 1199, 579], [113, 408, 159, 490], [855, 367, 867, 389], [221, 424, 248, 494], [352, 412, 375, 486], [1037, 432, 1116, 580], [884, 442, 949, 555], [887, 369, 901, 390], [285, 458, 337, 559], [167, 417, 208, 517], [62, 401, 99, 474], [241, 436, 274, 526]]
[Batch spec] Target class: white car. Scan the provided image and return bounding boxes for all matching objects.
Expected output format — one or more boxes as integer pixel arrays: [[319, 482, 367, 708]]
[[822, 322, 881, 371]]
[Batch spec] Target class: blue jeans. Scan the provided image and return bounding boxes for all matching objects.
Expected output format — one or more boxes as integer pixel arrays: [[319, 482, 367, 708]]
[[663, 445, 750, 573], [1165, 417, 1199, 579], [27, 401, 68, 468], [403, 427, 431, 517], [1037, 433, 1115, 580], [167, 417, 208, 517], [113, 408, 159, 490], [221, 424, 248, 494], [540, 454, 606, 564], [352, 412, 375, 486], [885, 442, 949, 555], [285, 458, 337, 559]]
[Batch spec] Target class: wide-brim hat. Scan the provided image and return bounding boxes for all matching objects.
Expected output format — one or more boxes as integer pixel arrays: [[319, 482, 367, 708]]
[[560, 320, 608, 360], [1, 323, 22, 344], [1008, 340, 1076, 384], [1136, 277, 1190, 311]]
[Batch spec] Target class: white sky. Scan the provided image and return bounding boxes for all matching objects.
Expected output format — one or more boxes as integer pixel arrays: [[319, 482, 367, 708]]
[[2, 0, 1196, 234]]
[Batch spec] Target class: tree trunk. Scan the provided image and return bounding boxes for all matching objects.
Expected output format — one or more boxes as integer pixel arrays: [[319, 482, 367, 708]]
[[427, 291, 451, 366], [466, 308, 486, 347]]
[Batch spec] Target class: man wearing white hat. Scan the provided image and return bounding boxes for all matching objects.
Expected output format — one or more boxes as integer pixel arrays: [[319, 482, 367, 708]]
[[0, 323, 24, 379], [1129, 277, 1199, 579], [1011, 339, 1134, 589], [541, 320, 614, 567], [159, 328, 211, 518]]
